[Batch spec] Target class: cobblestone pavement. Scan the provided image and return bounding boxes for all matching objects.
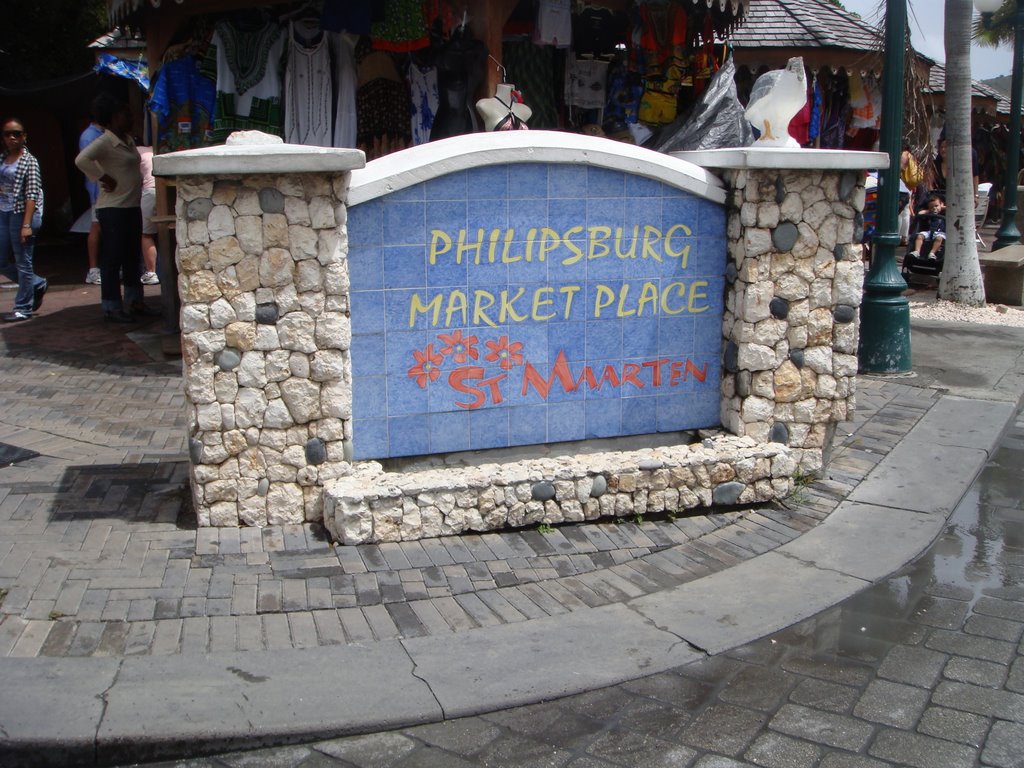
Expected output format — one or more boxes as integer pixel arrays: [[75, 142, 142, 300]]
[[119, 401, 1024, 768], [0, 310, 935, 658]]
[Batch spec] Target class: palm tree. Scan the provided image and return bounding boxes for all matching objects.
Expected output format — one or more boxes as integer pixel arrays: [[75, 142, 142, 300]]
[[939, 0, 987, 304]]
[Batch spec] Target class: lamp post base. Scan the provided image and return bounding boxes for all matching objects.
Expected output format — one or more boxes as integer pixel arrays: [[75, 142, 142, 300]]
[[858, 292, 912, 374]]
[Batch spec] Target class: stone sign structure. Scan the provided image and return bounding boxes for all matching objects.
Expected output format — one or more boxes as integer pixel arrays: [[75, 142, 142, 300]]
[[154, 133, 883, 544]]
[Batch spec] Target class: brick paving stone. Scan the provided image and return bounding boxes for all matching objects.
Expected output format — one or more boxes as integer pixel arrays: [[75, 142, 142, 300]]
[[788, 678, 860, 714], [408, 600, 455, 636], [337, 610, 374, 647], [384, 602, 428, 638], [779, 657, 874, 687], [975, 596, 1024, 622], [853, 679, 930, 729], [681, 703, 768, 756], [876, 645, 947, 688], [209, 615, 237, 652], [9, 619, 51, 658], [925, 629, 1017, 664], [1009, 657, 1024, 693], [718, 664, 797, 712], [743, 731, 821, 768], [769, 704, 874, 751], [932, 680, 1024, 721], [943, 656, 1009, 688], [980, 719, 1024, 768], [916, 706, 990, 748], [66, 621, 105, 657], [180, 616, 210, 653], [817, 755, 893, 768], [123, 620, 156, 656], [262, 613, 292, 650], [964, 613, 1024, 643], [909, 595, 970, 630], [150, 619, 182, 655], [869, 728, 977, 768], [361, 603, 399, 641], [287, 612, 319, 648]]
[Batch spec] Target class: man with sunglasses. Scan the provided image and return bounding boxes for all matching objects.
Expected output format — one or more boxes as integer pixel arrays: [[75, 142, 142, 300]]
[[0, 118, 47, 322]]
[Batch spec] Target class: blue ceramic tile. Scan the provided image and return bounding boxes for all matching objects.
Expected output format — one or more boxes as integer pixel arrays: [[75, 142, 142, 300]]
[[657, 315, 696, 356], [586, 242, 624, 281], [694, 201, 726, 236], [508, 197, 549, 235], [426, 199, 469, 241], [548, 197, 587, 236], [350, 334, 385, 377], [389, 182, 425, 202], [585, 399, 622, 438], [426, 171, 468, 200], [428, 411, 472, 453], [624, 315, 660, 358], [426, 250, 469, 288], [383, 201, 426, 245], [549, 321, 586, 363], [353, 376, 388, 418], [621, 395, 658, 434], [624, 195, 663, 231], [470, 408, 510, 449], [467, 165, 509, 199], [587, 167, 625, 197], [625, 175, 662, 198], [352, 418, 388, 460], [508, 405, 548, 445], [350, 291, 386, 335], [348, 244, 384, 291], [513, 313, 551, 365], [508, 163, 548, 199], [548, 165, 588, 199], [509, 253, 548, 283], [586, 319, 622, 360], [689, 390, 722, 427], [468, 197, 508, 231], [656, 393, 692, 433], [386, 330, 441, 378], [693, 314, 723, 354], [383, 245, 427, 289], [465, 257, 508, 288], [387, 375, 430, 416], [347, 200, 382, 245], [547, 401, 586, 441], [389, 288, 441, 332], [583, 359, 628, 401], [587, 197, 625, 229], [388, 415, 430, 456]]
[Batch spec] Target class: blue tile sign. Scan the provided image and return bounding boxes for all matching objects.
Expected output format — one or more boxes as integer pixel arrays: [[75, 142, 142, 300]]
[[348, 162, 726, 459]]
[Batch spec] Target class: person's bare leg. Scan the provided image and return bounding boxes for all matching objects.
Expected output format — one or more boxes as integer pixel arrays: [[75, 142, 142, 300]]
[[142, 234, 157, 274], [85, 220, 101, 284]]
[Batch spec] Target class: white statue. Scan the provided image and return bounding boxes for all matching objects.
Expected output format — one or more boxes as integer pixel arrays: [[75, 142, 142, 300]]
[[744, 57, 808, 148]]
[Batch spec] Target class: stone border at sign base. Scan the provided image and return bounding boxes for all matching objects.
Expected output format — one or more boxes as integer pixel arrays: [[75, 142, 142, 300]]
[[154, 133, 885, 543]]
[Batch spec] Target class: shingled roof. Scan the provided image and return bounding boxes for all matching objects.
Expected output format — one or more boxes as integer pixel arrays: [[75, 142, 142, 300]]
[[729, 0, 882, 53], [927, 63, 1011, 115]]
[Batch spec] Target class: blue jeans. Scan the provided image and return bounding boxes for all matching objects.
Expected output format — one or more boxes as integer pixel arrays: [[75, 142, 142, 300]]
[[96, 207, 143, 313], [0, 208, 45, 313]]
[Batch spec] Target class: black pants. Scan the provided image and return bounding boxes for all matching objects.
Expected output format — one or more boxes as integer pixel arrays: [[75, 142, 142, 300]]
[[96, 207, 143, 312]]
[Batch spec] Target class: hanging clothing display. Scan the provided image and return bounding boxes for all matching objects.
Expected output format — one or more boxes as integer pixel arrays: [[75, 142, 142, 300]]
[[209, 17, 286, 141], [356, 44, 411, 159], [285, 20, 334, 146], [565, 58, 609, 110], [408, 60, 439, 145], [150, 52, 217, 153], [535, 0, 572, 48], [372, 0, 431, 52], [332, 34, 359, 149]]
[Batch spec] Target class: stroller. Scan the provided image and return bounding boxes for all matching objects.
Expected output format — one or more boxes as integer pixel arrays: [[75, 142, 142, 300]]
[[901, 191, 946, 283]]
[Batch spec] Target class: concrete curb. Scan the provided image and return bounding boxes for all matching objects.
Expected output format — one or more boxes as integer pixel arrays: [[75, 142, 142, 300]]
[[1, 385, 1017, 768]]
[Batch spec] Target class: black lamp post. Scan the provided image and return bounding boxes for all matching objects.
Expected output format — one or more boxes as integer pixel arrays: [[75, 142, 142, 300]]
[[976, 0, 1024, 250], [858, 0, 912, 373]]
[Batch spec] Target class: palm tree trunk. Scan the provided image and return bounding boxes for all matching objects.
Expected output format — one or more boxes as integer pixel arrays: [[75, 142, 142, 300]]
[[939, 0, 986, 305]]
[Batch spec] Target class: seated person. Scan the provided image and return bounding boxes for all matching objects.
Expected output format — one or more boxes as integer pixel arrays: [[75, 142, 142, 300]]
[[909, 195, 946, 260]]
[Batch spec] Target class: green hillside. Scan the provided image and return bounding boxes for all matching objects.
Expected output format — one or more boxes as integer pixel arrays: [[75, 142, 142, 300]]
[[982, 75, 1012, 96]]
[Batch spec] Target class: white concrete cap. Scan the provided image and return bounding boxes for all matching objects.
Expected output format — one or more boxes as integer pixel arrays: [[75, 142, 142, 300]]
[[153, 140, 366, 177], [347, 129, 729, 206], [672, 147, 890, 171]]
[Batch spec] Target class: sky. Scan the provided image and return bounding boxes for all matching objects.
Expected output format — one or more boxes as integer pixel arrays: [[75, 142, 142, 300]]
[[839, 0, 1014, 80]]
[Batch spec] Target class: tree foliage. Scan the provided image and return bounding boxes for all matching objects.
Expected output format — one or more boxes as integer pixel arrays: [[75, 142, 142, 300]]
[[0, 0, 108, 86]]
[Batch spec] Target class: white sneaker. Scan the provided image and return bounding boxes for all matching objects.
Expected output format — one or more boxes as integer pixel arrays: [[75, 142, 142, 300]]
[[85, 268, 101, 285], [141, 271, 160, 285]]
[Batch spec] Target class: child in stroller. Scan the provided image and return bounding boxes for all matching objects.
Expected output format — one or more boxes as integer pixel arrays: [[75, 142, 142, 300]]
[[908, 195, 946, 260]]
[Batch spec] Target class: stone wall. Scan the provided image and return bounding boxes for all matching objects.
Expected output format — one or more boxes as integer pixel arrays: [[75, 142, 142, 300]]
[[158, 138, 881, 542], [717, 166, 865, 474], [175, 172, 354, 527]]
